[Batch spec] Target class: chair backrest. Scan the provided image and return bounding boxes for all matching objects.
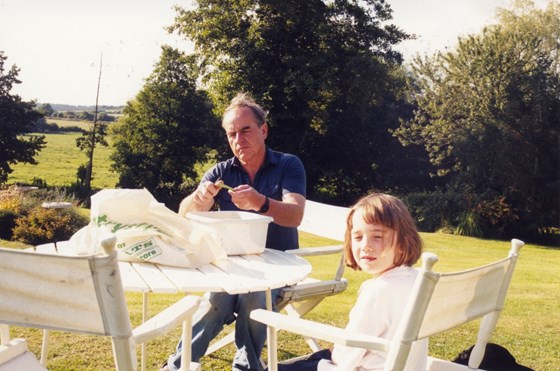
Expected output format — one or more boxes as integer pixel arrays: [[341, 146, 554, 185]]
[[298, 200, 349, 282], [386, 239, 525, 370], [299, 200, 349, 242], [0, 238, 134, 367]]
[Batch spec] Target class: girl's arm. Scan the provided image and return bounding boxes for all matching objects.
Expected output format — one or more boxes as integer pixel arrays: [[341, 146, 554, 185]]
[[320, 281, 392, 370]]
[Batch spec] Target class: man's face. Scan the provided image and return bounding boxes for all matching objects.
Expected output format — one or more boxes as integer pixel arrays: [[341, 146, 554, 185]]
[[222, 106, 268, 165]]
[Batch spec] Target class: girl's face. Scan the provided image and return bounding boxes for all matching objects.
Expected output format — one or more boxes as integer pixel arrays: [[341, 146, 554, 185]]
[[351, 210, 397, 275]]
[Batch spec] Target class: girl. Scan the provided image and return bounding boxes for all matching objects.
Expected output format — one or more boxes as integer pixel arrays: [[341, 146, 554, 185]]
[[277, 193, 428, 371]]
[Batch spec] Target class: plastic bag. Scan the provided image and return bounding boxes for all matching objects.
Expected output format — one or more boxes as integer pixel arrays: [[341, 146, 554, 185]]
[[70, 188, 226, 267]]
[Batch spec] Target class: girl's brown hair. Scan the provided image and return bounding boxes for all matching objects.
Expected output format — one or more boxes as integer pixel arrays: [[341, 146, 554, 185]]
[[344, 193, 423, 270]]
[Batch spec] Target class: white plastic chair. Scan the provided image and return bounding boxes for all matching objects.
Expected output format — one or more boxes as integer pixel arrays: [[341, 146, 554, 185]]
[[203, 199, 350, 356], [251, 239, 525, 371], [0, 236, 201, 371]]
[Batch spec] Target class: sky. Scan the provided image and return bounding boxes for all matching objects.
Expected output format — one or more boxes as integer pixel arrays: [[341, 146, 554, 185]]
[[0, 0, 550, 107]]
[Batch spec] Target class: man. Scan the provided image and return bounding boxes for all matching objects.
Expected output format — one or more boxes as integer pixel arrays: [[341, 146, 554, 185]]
[[165, 93, 306, 371]]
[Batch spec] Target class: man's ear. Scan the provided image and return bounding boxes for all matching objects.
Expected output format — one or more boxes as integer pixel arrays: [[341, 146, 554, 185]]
[[261, 122, 269, 140]]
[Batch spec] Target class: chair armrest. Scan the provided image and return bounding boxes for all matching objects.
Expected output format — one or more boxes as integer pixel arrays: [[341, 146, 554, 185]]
[[250, 309, 390, 351], [287, 245, 342, 257], [278, 279, 348, 301], [0, 338, 29, 366], [133, 295, 200, 345]]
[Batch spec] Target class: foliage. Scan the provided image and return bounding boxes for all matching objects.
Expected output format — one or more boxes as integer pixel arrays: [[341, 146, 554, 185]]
[[110, 46, 220, 209], [455, 211, 483, 237], [0, 51, 46, 184], [403, 190, 459, 232], [0, 186, 88, 244], [36, 103, 54, 117], [0, 186, 24, 212], [169, 0, 430, 204], [76, 122, 108, 153], [394, 2, 560, 241], [0, 208, 20, 239], [496, 0, 560, 73], [75, 121, 109, 202], [11, 206, 86, 245]]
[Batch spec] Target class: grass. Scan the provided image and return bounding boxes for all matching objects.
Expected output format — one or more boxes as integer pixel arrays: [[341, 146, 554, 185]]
[[3, 123, 558, 369], [8, 131, 118, 189], [47, 118, 93, 131], [2, 233, 559, 370]]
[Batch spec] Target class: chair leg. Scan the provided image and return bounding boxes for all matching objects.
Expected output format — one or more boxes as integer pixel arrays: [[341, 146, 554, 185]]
[[469, 312, 499, 368], [284, 305, 321, 352], [180, 319, 192, 371], [141, 291, 149, 371], [40, 330, 49, 366], [0, 325, 9, 346], [205, 331, 235, 356], [111, 337, 136, 371]]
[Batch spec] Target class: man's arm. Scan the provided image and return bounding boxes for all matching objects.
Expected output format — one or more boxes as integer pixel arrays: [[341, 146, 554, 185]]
[[229, 185, 305, 227], [265, 192, 305, 227]]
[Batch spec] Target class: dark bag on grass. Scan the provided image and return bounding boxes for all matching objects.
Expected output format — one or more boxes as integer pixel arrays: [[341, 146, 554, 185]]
[[452, 343, 534, 371]]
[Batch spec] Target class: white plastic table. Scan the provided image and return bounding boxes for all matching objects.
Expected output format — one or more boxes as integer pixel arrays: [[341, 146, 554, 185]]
[[35, 241, 311, 370]]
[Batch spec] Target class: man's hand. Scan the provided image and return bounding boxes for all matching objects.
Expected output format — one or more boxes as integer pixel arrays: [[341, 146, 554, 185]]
[[192, 181, 220, 206], [229, 184, 265, 212], [178, 181, 219, 215]]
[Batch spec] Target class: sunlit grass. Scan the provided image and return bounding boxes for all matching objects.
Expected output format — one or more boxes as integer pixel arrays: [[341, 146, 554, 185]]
[[3, 127, 558, 369], [3, 233, 558, 370], [8, 132, 118, 189]]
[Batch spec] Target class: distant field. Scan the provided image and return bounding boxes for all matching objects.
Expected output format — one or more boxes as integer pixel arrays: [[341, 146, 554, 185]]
[[47, 118, 93, 130], [8, 128, 118, 189]]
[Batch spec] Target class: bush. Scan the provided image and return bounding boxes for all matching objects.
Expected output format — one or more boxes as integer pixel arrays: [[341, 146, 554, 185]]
[[1, 186, 88, 245], [12, 206, 88, 245], [0, 209, 20, 240], [0, 188, 24, 213], [455, 210, 483, 237], [404, 191, 460, 232]]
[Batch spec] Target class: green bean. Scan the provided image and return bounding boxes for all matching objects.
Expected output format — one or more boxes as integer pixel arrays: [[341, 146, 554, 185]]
[[216, 182, 235, 191]]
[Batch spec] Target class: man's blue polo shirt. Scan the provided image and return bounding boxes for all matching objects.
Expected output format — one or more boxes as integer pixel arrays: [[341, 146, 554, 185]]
[[201, 148, 306, 251]]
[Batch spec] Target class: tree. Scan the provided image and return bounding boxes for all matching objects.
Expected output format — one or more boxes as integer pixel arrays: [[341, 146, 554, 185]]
[[496, 0, 560, 73], [0, 51, 46, 184], [76, 54, 107, 203], [37, 103, 54, 117], [170, 0, 419, 204], [394, 2, 560, 241], [110, 46, 219, 207]]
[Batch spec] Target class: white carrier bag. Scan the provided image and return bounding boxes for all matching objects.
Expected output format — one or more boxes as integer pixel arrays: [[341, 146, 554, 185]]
[[70, 188, 226, 267]]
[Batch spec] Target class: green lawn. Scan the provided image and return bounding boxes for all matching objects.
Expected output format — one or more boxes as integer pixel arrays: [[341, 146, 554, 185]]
[[3, 125, 558, 369], [8, 132, 118, 189], [3, 233, 559, 370]]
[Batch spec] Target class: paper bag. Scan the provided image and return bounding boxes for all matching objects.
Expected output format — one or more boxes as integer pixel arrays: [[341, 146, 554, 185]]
[[70, 188, 226, 267]]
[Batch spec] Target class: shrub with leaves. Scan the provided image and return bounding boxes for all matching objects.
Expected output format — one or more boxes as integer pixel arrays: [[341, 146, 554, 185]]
[[12, 206, 88, 246], [0, 209, 20, 240], [0, 188, 24, 213]]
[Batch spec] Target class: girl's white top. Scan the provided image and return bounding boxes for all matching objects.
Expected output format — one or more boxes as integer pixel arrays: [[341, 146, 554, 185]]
[[318, 265, 428, 371]]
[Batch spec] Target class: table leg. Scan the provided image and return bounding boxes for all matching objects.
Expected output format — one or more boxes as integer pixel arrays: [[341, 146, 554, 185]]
[[141, 291, 149, 371], [266, 288, 278, 371]]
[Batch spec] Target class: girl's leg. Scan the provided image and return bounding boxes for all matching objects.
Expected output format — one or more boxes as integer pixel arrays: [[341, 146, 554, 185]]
[[274, 349, 332, 371]]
